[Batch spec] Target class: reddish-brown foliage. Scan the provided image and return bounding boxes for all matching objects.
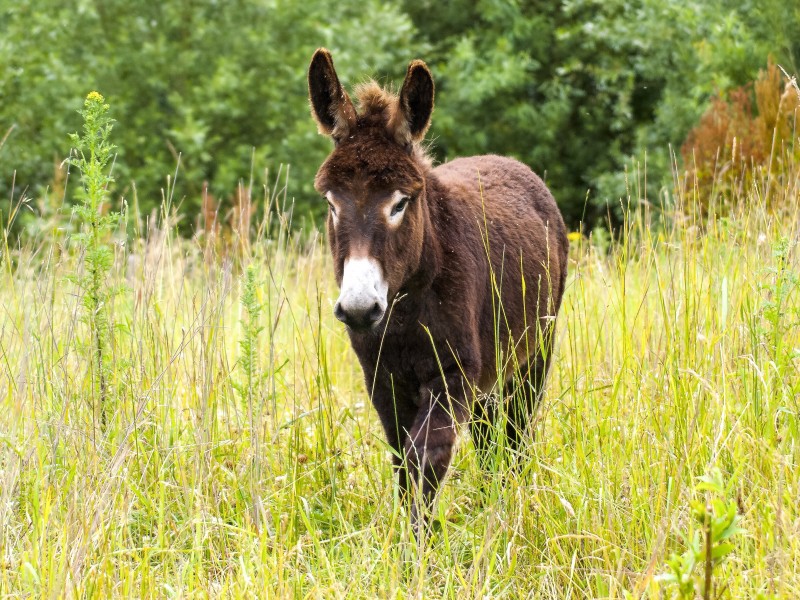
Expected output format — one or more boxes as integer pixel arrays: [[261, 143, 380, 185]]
[[681, 58, 799, 214]]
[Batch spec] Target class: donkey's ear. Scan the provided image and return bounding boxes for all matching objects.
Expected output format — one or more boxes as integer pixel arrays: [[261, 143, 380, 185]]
[[308, 48, 356, 140], [390, 60, 435, 145]]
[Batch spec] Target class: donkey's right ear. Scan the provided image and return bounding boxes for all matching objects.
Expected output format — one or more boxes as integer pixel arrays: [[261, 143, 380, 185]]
[[308, 48, 357, 141]]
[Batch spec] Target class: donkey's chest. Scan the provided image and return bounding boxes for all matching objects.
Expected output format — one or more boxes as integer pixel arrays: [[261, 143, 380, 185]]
[[375, 331, 437, 389], [352, 323, 447, 401]]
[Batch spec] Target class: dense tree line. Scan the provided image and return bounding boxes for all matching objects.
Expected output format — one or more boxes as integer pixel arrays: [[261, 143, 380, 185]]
[[1, 0, 797, 231]]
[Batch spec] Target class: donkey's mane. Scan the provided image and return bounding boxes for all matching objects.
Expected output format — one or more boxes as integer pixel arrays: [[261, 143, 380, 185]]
[[353, 80, 434, 169], [354, 80, 397, 118]]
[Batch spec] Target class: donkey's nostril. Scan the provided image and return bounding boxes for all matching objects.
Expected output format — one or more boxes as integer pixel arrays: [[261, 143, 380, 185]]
[[334, 302, 347, 323], [368, 302, 384, 322]]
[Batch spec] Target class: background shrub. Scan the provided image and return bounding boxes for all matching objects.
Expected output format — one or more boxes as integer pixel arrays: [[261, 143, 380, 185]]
[[1, 0, 798, 232], [681, 59, 800, 216]]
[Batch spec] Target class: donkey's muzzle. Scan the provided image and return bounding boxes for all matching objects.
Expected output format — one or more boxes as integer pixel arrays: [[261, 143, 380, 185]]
[[334, 299, 386, 331], [335, 256, 389, 332]]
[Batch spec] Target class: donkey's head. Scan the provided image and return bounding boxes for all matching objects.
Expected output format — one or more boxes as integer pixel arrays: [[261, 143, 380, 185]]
[[309, 49, 434, 332]]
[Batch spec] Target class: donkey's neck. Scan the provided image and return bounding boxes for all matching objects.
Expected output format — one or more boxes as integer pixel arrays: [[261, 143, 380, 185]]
[[395, 171, 443, 297]]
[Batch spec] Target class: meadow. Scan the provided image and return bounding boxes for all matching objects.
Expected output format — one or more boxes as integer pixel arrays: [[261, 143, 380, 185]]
[[1, 107, 799, 597]]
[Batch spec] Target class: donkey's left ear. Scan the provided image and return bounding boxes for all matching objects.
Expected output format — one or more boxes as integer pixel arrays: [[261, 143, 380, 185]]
[[390, 60, 434, 146]]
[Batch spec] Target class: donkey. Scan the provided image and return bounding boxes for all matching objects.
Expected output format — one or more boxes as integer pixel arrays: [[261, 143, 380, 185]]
[[308, 49, 568, 525]]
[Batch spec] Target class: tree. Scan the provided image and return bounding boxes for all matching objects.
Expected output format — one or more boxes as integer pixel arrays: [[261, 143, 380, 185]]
[[404, 0, 800, 227], [2, 0, 797, 233], [0, 0, 418, 231]]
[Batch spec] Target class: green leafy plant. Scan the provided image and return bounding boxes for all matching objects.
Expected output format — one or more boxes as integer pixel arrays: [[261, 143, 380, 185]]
[[656, 468, 745, 599], [235, 263, 264, 410], [762, 237, 799, 363], [69, 91, 124, 432]]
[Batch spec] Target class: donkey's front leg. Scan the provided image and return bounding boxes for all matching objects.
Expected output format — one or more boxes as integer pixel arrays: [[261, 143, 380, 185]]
[[372, 385, 418, 497], [405, 374, 472, 529]]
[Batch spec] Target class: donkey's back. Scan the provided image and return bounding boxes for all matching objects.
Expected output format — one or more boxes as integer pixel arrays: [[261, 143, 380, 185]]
[[431, 154, 568, 392]]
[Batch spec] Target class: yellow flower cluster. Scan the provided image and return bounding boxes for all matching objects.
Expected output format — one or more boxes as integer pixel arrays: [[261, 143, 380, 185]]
[[86, 91, 104, 103], [567, 231, 582, 243]]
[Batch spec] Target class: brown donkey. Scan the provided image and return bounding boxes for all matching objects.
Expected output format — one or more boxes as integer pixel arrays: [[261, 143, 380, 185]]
[[309, 49, 568, 525]]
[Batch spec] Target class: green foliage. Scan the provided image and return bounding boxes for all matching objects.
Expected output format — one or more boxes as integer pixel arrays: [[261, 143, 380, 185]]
[[68, 91, 124, 431], [1, 0, 798, 231], [0, 0, 417, 231], [405, 0, 800, 226], [656, 469, 745, 600]]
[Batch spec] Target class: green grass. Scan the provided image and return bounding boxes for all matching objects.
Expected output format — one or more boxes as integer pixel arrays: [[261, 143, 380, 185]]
[[1, 161, 799, 598]]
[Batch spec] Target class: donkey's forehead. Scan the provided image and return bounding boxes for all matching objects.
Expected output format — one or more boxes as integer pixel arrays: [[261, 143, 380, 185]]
[[314, 128, 423, 194]]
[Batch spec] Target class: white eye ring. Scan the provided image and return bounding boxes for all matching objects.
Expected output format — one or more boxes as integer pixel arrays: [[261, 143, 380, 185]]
[[385, 191, 410, 227], [390, 197, 409, 217]]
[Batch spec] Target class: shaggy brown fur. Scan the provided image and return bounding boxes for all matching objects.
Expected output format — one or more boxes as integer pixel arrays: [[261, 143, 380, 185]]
[[309, 48, 568, 527]]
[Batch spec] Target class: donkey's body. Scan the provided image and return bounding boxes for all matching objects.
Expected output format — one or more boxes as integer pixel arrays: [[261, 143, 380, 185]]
[[309, 50, 568, 524]]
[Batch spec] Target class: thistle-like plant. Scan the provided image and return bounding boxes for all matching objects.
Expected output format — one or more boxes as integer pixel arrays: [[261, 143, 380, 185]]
[[235, 263, 265, 412], [69, 92, 123, 432]]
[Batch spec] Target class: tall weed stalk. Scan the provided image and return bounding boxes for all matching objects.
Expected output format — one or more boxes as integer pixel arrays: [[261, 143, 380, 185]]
[[68, 92, 124, 433]]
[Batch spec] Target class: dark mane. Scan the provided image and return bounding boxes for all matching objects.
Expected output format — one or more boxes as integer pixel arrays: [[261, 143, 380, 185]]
[[354, 80, 396, 117], [352, 80, 434, 169]]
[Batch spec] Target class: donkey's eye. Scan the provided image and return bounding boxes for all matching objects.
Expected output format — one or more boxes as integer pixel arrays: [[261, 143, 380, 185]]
[[327, 201, 337, 215], [390, 197, 409, 217]]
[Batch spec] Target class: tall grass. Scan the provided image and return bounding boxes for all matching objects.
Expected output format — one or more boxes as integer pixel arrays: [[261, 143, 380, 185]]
[[1, 135, 799, 597]]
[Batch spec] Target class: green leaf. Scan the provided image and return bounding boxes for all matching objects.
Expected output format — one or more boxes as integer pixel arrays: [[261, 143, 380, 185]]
[[712, 542, 734, 560]]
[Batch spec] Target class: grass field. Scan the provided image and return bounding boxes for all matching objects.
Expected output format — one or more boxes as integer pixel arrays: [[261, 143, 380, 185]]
[[1, 154, 799, 598]]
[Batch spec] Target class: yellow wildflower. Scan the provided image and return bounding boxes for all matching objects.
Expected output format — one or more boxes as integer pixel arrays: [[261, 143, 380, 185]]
[[86, 91, 104, 103], [567, 231, 582, 243]]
